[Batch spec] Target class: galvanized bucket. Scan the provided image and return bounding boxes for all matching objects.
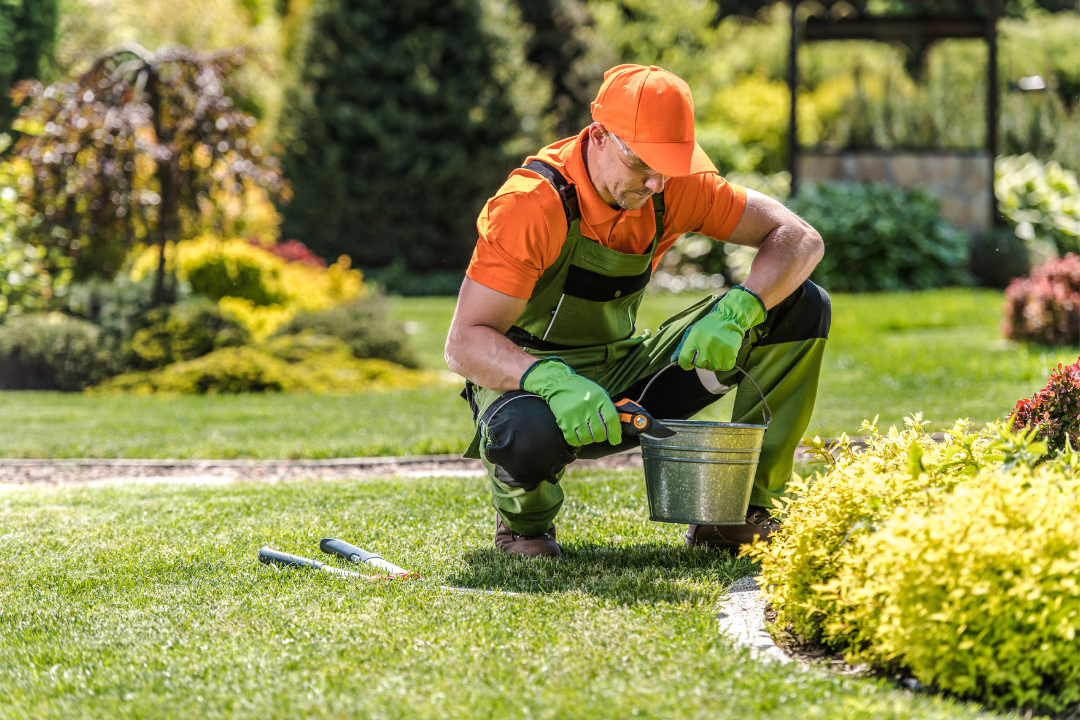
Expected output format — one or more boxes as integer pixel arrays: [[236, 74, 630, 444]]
[[638, 364, 771, 525]]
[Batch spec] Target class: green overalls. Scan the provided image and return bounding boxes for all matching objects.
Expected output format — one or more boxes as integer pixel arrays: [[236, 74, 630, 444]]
[[463, 160, 829, 537]]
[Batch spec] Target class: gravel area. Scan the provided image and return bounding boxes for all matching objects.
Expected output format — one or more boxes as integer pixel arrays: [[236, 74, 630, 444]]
[[0, 450, 647, 489]]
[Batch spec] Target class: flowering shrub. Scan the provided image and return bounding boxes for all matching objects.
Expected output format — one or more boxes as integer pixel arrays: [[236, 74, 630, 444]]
[[131, 236, 363, 339], [1003, 253, 1080, 345], [1009, 358, 1080, 454]]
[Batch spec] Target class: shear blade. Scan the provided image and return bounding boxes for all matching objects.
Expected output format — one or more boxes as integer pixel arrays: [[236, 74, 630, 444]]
[[644, 421, 676, 439]]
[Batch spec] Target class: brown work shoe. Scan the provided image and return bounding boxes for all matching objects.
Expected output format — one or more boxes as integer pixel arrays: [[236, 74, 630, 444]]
[[494, 514, 562, 558], [685, 505, 780, 555]]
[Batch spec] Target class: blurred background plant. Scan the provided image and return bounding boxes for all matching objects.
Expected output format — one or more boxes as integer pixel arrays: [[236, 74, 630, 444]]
[[0, 0, 1077, 392], [1002, 253, 1080, 346]]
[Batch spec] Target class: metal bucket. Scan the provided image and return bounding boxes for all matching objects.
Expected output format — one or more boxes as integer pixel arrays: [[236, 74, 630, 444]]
[[640, 420, 767, 524], [637, 362, 771, 525]]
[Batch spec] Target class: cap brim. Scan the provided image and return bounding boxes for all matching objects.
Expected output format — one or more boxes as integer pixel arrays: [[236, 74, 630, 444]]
[[625, 139, 718, 178]]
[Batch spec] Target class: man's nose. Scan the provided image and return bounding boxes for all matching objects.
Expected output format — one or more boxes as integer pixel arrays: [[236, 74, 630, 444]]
[[645, 175, 668, 193]]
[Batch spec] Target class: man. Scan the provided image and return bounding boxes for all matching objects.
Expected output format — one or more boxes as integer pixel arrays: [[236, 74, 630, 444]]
[[445, 64, 829, 558]]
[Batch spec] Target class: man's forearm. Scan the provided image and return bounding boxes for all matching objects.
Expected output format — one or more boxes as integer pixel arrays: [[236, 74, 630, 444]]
[[740, 224, 823, 308], [445, 325, 537, 392]]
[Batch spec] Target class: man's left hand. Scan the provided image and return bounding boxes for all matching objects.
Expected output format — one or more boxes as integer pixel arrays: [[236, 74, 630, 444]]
[[673, 286, 765, 372]]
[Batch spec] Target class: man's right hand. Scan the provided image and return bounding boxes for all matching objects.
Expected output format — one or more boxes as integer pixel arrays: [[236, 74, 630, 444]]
[[521, 358, 622, 447]]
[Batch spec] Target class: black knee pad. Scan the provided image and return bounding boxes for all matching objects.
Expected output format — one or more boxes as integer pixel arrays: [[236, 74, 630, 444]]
[[480, 391, 576, 492], [758, 279, 831, 346]]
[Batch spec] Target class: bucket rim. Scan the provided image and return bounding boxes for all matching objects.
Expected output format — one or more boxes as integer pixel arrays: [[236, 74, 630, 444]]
[[653, 419, 768, 431]]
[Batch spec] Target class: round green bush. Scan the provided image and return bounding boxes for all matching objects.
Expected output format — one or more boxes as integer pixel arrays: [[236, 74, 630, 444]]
[[786, 181, 972, 292], [0, 314, 113, 390], [126, 299, 250, 370]]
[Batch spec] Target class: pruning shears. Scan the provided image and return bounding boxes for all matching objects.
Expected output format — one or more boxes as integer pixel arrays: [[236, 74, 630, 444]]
[[614, 398, 676, 438]]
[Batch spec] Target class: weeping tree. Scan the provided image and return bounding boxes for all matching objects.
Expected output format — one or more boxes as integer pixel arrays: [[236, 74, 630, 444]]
[[9, 43, 286, 304]]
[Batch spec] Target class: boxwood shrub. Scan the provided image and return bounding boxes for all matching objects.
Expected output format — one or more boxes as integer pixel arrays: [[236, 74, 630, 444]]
[[786, 181, 971, 292]]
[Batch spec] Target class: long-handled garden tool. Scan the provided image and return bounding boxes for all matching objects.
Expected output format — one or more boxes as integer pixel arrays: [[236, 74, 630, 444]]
[[258, 541, 521, 597]]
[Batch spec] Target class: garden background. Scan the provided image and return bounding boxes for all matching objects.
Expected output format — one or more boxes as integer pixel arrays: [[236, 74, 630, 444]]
[[0, 1, 1078, 718]]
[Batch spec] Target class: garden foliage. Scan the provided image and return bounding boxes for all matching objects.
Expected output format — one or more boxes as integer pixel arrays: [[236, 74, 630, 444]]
[[1009, 357, 1080, 454], [0, 0, 57, 132], [785, 181, 971, 292], [1003, 253, 1080, 345], [130, 236, 364, 340], [0, 314, 113, 390], [8, 43, 285, 289], [277, 294, 418, 368], [125, 300, 250, 370], [995, 154, 1080, 262], [279, 0, 520, 274], [748, 417, 1080, 715], [91, 332, 433, 395]]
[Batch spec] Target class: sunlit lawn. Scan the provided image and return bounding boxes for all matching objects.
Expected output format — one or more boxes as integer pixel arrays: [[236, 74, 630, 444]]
[[0, 471, 1015, 720], [0, 289, 1072, 459]]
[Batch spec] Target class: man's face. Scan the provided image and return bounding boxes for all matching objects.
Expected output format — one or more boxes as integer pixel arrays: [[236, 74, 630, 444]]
[[597, 129, 669, 211]]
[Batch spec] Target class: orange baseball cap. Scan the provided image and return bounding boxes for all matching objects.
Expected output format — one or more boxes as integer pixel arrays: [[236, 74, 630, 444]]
[[591, 64, 717, 178]]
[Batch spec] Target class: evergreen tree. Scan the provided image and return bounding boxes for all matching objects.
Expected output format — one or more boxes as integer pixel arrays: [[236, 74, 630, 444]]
[[279, 0, 520, 274], [0, 0, 58, 134]]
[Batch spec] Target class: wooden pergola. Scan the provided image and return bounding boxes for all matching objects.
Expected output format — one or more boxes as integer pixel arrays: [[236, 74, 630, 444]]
[[787, 0, 1000, 220]]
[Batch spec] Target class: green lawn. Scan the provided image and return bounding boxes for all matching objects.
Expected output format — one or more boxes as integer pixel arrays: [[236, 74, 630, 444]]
[[0, 289, 1073, 459], [0, 471, 1013, 719]]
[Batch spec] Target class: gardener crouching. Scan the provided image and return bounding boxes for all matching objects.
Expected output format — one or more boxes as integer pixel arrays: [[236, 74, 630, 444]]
[[445, 64, 829, 558]]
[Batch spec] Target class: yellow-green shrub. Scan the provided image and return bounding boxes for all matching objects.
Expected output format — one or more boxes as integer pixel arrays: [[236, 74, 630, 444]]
[[746, 415, 998, 649], [89, 332, 438, 395], [130, 237, 364, 339], [750, 420, 1080, 714], [834, 465, 1080, 715]]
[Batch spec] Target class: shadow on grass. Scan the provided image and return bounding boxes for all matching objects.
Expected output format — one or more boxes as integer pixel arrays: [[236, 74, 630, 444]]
[[447, 542, 758, 605]]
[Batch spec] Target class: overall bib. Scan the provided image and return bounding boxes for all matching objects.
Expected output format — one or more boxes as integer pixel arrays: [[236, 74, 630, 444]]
[[463, 161, 831, 536]]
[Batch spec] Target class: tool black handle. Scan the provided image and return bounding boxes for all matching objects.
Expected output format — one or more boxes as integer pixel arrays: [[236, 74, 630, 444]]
[[259, 546, 324, 570], [320, 538, 380, 564]]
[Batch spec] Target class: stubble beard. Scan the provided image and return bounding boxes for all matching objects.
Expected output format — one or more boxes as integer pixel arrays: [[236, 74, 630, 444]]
[[612, 184, 653, 211]]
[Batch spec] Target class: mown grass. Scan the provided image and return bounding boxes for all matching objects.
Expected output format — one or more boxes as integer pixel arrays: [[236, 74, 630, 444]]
[[0, 289, 1073, 459], [0, 470, 1013, 719]]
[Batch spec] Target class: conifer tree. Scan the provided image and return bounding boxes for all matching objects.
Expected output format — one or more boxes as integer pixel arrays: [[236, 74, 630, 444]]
[[0, 0, 58, 134], [278, 0, 519, 274]]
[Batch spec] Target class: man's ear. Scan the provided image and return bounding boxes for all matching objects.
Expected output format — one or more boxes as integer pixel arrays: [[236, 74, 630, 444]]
[[587, 122, 606, 146]]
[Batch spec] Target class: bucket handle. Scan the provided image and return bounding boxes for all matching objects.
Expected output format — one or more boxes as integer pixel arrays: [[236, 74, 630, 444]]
[[636, 358, 772, 428]]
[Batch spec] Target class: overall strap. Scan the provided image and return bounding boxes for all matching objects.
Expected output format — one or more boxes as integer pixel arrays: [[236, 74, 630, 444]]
[[523, 159, 580, 227]]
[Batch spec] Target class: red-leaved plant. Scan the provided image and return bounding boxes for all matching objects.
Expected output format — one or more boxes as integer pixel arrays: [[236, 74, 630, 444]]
[[1010, 358, 1080, 453], [247, 239, 327, 268], [1003, 254, 1080, 345]]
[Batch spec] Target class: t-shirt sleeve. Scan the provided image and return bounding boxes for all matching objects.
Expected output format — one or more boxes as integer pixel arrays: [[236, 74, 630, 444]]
[[466, 180, 566, 299], [664, 173, 748, 241]]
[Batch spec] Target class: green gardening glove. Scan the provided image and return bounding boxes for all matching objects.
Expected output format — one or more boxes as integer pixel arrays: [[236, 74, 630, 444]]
[[521, 357, 623, 448], [673, 286, 766, 372]]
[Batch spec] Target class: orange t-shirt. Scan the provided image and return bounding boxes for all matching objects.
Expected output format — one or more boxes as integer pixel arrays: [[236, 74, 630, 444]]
[[466, 129, 747, 299]]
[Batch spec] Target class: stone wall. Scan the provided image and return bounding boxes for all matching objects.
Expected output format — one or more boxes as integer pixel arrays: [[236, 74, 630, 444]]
[[797, 152, 993, 235]]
